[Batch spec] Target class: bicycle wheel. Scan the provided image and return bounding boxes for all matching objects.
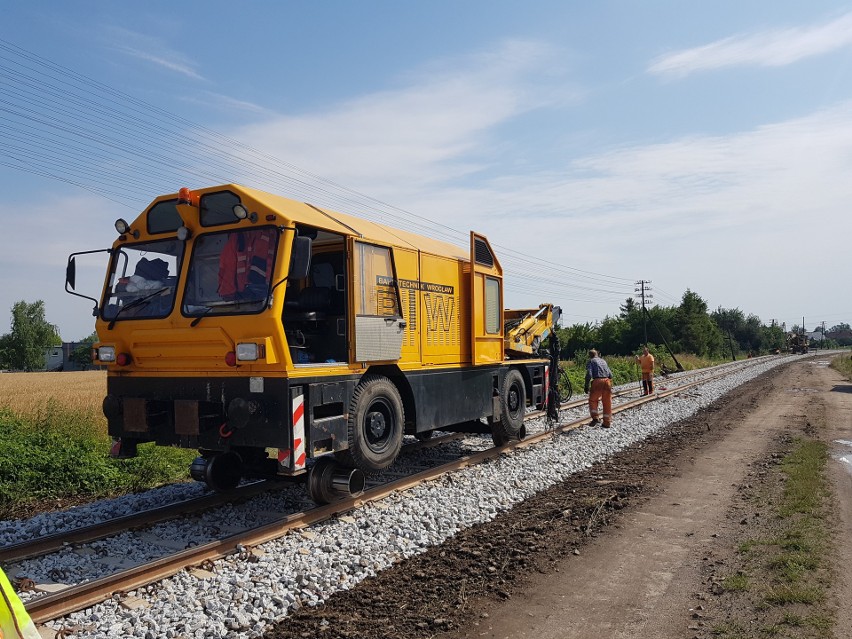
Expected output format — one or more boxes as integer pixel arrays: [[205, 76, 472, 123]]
[[559, 369, 573, 402]]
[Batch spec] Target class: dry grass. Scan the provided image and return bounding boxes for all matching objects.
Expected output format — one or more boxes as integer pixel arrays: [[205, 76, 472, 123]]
[[0, 370, 106, 424]]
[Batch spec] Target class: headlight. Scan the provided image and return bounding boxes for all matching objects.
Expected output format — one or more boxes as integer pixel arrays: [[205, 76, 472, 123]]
[[97, 346, 116, 362], [236, 343, 259, 361]]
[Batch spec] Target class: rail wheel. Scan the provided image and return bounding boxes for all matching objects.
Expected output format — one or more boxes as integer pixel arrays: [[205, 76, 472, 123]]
[[414, 430, 434, 441], [491, 368, 526, 446], [337, 375, 404, 474], [190, 450, 242, 492]]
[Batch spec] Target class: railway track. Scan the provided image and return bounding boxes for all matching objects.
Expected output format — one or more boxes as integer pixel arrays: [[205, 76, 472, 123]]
[[2, 358, 766, 567], [2, 357, 767, 567], [8, 356, 775, 626], [0, 432, 464, 567]]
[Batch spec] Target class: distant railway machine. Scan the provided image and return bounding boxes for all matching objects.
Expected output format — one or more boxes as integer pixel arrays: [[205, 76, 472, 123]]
[[66, 185, 561, 503]]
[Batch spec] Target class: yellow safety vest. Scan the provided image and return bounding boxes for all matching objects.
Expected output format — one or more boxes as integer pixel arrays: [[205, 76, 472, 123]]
[[0, 568, 39, 639]]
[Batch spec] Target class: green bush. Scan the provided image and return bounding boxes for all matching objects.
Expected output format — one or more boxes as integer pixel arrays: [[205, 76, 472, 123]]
[[559, 350, 725, 394], [0, 404, 194, 518]]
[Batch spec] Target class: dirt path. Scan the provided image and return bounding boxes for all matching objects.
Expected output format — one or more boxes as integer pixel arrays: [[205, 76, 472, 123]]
[[266, 359, 852, 639], [455, 359, 851, 639]]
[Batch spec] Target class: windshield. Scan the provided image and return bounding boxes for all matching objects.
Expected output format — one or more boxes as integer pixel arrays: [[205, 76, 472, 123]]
[[183, 226, 279, 317], [102, 239, 183, 321]]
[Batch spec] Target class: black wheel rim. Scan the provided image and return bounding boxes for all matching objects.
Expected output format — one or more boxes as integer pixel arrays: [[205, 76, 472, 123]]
[[508, 380, 523, 418], [364, 397, 395, 453]]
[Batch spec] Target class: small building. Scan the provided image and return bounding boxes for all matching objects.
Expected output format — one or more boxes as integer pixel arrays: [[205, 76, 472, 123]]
[[826, 329, 852, 346], [43, 341, 97, 371]]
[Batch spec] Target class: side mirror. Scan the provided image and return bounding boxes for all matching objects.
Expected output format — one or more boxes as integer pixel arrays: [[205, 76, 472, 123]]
[[66, 256, 77, 290], [65, 248, 112, 315], [290, 236, 312, 280]]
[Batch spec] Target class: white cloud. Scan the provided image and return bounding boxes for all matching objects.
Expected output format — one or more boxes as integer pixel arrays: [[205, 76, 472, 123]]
[[10, 39, 851, 339], [226, 40, 578, 197], [649, 11, 852, 78], [106, 27, 205, 80], [214, 40, 851, 325], [181, 91, 274, 115], [477, 104, 852, 323]]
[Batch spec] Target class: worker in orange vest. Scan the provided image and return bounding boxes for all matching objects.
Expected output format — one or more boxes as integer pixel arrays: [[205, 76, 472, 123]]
[[218, 228, 276, 301], [636, 346, 655, 396], [1, 568, 39, 639]]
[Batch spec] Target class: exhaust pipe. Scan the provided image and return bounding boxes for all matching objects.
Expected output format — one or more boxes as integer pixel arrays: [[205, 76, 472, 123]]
[[308, 457, 366, 504]]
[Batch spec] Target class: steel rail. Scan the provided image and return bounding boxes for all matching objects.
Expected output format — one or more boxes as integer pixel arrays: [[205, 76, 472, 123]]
[[0, 481, 272, 565], [0, 433, 465, 566], [535, 355, 769, 419], [5, 358, 760, 565], [25, 362, 750, 624]]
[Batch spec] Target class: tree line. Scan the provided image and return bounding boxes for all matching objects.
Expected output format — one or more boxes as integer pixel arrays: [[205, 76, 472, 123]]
[[554, 289, 842, 362]]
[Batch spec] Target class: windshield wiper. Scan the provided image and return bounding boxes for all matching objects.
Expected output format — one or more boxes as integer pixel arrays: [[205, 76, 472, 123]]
[[107, 287, 169, 330], [190, 306, 214, 327]]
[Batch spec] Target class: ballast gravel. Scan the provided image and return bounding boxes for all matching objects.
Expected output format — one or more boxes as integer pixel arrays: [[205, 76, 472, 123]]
[[0, 356, 810, 638]]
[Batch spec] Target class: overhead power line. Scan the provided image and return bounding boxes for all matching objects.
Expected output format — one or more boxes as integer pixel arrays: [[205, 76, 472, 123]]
[[0, 37, 637, 308]]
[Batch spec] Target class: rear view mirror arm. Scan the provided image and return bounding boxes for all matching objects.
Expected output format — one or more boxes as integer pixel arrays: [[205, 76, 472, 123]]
[[65, 248, 112, 316]]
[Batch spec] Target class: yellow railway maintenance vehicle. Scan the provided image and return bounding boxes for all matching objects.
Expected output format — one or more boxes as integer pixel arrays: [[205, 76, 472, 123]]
[[66, 185, 561, 503]]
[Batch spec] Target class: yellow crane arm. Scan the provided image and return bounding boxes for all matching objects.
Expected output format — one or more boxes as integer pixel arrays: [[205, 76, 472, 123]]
[[504, 304, 561, 358]]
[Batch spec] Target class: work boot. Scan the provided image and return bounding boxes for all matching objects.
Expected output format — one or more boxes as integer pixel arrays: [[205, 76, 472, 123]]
[[602, 422, 611, 428], [589, 418, 601, 427]]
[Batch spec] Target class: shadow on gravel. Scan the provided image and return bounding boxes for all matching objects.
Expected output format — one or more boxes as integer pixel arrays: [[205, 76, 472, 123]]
[[831, 384, 852, 394]]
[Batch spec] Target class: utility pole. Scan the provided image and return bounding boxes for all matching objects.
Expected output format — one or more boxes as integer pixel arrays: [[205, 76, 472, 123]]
[[822, 320, 826, 349], [770, 319, 779, 353], [634, 280, 653, 345]]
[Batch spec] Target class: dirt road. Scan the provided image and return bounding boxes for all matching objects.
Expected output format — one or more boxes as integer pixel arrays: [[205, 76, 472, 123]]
[[266, 358, 851, 639]]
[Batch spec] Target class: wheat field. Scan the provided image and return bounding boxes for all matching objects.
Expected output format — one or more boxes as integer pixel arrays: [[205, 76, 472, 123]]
[[0, 370, 106, 419]]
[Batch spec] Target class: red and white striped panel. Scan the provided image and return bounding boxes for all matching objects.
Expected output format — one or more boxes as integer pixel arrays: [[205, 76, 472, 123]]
[[277, 447, 291, 470], [292, 391, 306, 470], [544, 364, 550, 408], [277, 389, 308, 473]]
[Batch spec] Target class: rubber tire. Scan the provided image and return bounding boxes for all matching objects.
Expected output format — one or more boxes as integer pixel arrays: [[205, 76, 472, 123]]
[[338, 376, 404, 474], [491, 369, 526, 447]]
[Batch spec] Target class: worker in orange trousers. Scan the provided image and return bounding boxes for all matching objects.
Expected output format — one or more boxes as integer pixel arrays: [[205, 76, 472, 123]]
[[584, 349, 613, 427], [636, 346, 655, 395]]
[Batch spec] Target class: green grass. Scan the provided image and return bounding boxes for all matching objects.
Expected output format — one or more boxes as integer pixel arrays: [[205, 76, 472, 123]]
[[830, 354, 852, 380], [559, 351, 726, 396], [0, 403, 195, 519], [780, 440, 829, 516], [764, 584, 824, 605], [722, 573, 750, 591], [737, 539, 761, 554], [758, 440, 829, 609], [713, 437, 834, 637]]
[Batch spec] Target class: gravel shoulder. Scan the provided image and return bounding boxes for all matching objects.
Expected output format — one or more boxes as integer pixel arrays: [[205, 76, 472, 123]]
[[264, 358, 851, 639]]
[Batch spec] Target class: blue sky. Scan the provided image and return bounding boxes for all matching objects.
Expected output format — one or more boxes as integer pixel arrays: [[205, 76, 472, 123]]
[[1, 1, 850, 340]]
